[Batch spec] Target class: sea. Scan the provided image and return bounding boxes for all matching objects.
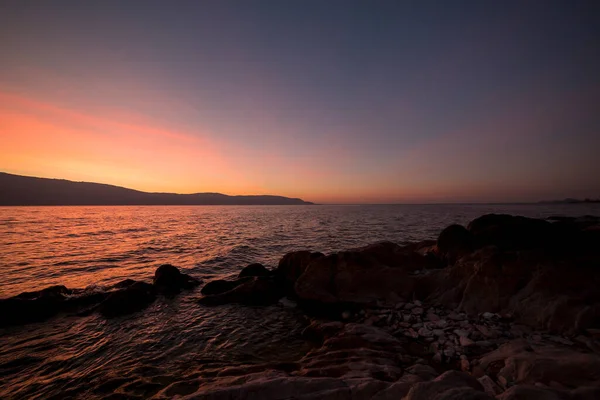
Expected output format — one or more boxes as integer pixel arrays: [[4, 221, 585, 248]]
[[1, 204, 599, 399]]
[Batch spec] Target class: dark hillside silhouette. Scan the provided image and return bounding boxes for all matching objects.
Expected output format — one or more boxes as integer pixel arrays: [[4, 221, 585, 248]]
[[0, 173, 313, 205]]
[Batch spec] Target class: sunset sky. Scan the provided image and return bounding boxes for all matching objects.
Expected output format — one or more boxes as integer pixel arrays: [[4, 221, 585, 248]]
[[1, 1, 599, 203]]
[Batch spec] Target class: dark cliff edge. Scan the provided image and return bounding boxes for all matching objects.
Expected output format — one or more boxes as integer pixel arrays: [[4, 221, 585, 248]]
[[0, 172, 313, 206]]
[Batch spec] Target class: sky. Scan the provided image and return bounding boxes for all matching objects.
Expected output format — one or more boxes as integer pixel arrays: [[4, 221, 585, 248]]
[[1, 1, 599, 203]]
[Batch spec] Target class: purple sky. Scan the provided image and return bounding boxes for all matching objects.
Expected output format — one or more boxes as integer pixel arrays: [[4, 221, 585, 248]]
[[1, 1, 599, 203]]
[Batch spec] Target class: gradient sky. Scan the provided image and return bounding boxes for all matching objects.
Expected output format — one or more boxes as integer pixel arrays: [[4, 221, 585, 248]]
[[1, 1, 599, 203]]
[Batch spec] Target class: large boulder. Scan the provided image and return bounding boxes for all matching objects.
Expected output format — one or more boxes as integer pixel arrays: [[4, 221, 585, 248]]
[[153, 264, 201, 293], [354, 241, 439, 272], [294, 249, 416, 305], [98, 281, 156, 318], [418, 214, 600, 334], [238, 263, 271, 278], [275, 251, 324, 295], [198, 276, 283, 306], [437, 224, 474, 264], [467, 214, 554, 251]]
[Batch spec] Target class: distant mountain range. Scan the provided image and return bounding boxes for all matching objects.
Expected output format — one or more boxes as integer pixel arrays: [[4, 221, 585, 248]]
[[0, 173, 313, 206], [538, 198, 600, 204]]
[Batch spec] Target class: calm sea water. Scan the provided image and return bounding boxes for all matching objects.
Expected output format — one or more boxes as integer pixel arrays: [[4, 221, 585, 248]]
[[1, 204, 599, 399]]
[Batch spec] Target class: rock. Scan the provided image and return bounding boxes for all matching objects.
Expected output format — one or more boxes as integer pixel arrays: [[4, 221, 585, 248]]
[[437, 224, 474, 263], [275, 251, 324, 295], [461, 358, 470, 372], [405, 328, 419, 338], [426, 312, 440, 322], [294, 248, 417, 305], [198, 277, 283, 306], [433, 329, 445, 337], [454, 329, 469, 337], [547, 336, 573, 346], [201, 278, 250, 295], [98, 281, 156, 318], [405, 302, 416, 310], [412, 307, 424, 315], [467, 214, 554, 250], [443, 346, 456, 358], [418, 327, 433, 338], [0, 285, 110, 327], [0, 287, 68, 327], [571, 386, 600, 400], [406, 364, 439, 381], [278, 297, 297, 308], [475, 324, 498, 338], [496, 385, 564, 400], [477, 339, 600, 388], [460, 336, 475, 347], [436, 319, 448, 328], [153, 264, 200, 293], [498, 375, 508, 388], [419, 235, 600, 334], [238, 263, 271, 278], [301, 321, 344, 342], [404, 370, 493, 400], [477, 375, 503, 396]]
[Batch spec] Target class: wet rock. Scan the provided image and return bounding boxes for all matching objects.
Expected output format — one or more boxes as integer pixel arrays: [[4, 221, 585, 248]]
[[0, 284, 109, 327], [200, 278, 250, 295], [98, 281, 156, 318], [198, 277, 283, 306], [238, 263, 271, 278], [153, 264, 201, 293]]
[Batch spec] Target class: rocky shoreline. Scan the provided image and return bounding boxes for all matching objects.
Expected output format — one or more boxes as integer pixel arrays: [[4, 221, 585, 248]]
[[2, 213, 600, 399]]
